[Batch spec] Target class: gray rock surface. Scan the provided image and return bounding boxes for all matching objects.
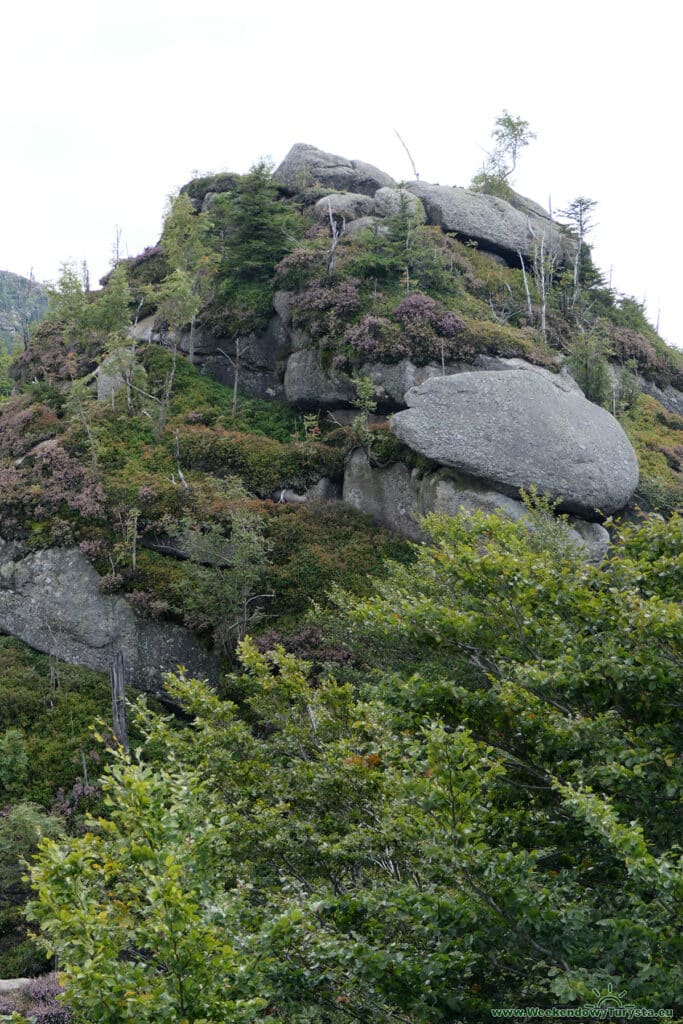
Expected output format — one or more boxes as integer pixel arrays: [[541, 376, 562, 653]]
[[390, 369, 639, 518], [274, 144, 395, 197], [284, 349, 355, 408], [0, 540, 219, 689], [344, 216, 387, 237], [405, 181, 572, 264], [359, 359, 469, 407], [273, 290, 295, 324], [96, 350, 143, 403], [373, 187, 426, 223], [273, 477, 341, 504], [314, 192, 376, 222], [187, 316, 291, 399], [343, 450, 610, 561], [0, 979, 31, 995], [635, 375, 683, 417], [284, 350, 568, 412]]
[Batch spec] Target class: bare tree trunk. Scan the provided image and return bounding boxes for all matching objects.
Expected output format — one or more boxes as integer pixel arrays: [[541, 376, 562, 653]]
[[232, 337, 240, 420], [517, 251, 533, 321], [326, 200, 345, 278], [110, 652, 129, 754], [155, 338, 177, 439], [394, 129, 420, 180], [189, 314, 196, 364]]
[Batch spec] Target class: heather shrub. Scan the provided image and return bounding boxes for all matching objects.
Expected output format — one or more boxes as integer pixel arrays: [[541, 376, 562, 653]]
[[343, 315, 408, 362], [10, 320, 100, 387], [0, 397, 60, 458], [392, 292, 469, 364], [622, 395, 683, 514], [262, 502, 413, 618], [3, 973, 72, 1023], [275, 245, 327, 290], [291, 278, 361, 345], [0, 444, 104, 540], [604, 323, 657, 366]]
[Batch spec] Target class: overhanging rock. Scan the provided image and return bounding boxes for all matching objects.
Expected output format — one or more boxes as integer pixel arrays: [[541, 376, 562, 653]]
[[390, 369, 639, 518]]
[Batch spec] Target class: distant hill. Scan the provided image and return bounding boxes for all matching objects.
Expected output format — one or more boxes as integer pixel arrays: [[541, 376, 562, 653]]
[[0, 269, 48, 353]]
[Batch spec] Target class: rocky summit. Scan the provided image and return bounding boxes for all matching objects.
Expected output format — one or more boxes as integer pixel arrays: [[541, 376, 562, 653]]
[[390, 367, 640, 518]]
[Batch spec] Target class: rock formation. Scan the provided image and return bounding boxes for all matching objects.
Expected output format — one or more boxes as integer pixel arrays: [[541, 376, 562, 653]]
[[343, 449, 610, 562], [405, 181, 571, 264], [389, 368, 639, 518], [274, 143, 396, 196], [0, 539, 220, 689]]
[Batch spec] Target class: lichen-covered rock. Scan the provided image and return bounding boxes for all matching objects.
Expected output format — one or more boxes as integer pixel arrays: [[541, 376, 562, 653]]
[[314, 192, 376, 222], [284, 349, 355, 408], [344, 216, 386, 237], [274, 144, 395, 197], [182, 316, 291, 399], [390, 369, 639, 518], [373, 187, 426, 223], [0, 540, 219, 689], [358, 359, 468, 408], [343, 450, 610, 561], [405, 181, 571, 264], [634, 375, 683, 417]]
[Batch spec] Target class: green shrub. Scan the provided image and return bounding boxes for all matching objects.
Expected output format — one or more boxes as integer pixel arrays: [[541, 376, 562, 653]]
[[176, 424, 344, 495], [622, 395, 683, 514], [460, 318, 550, 362], [0, 638, 112, 805], [262, 501, 414, 619]]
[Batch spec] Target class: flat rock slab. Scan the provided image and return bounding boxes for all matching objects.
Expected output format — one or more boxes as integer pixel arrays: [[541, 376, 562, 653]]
[[390, 369, 639, 518], [405, 181, 572, 263]]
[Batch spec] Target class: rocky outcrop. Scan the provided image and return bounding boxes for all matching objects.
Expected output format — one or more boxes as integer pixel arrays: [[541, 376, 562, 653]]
[[635, 375, 683, 418], [373, 187, 426, 223], [404, 181, 571, 265], [314, 192, 376, 222], [390, 369, 639, 518], [284, 349, 354, 408], [343, 450, 610, 562], [344, 216, 386, 237], [283, 349, 463, 411], [283, 349, 571, 414], [134, 315, 292, 401], [274, 144, 396, 197], [197, 316, 291, 399], [0, 540, 219, 689]]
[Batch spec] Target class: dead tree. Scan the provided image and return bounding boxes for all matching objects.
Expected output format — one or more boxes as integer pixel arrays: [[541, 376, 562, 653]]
[[110, 652, 129, 754], [326, 200, 345, 278]]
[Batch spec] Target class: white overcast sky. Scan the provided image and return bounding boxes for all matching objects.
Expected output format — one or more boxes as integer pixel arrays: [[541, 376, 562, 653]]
[[2, 0, 680, 349]]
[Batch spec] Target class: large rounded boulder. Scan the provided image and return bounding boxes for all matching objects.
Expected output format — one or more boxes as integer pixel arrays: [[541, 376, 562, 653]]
[[390, 368, 639, 518], [274, 144, 395, 197]]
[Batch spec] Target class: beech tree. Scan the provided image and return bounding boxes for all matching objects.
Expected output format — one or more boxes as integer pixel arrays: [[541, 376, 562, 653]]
[[27, 511, 682, 1020]]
